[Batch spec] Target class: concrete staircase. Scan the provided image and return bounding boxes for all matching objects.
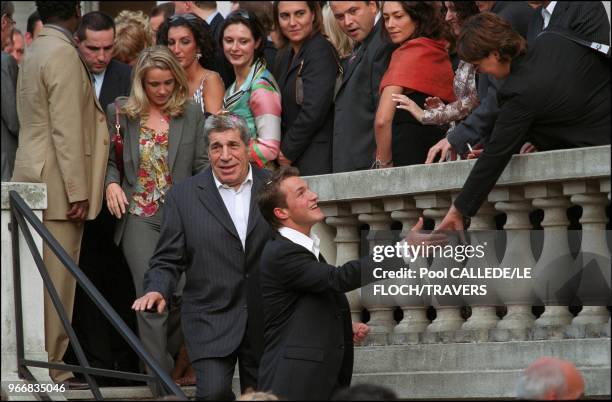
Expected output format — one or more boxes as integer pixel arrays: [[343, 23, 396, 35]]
[[62, 338, 610, 400]]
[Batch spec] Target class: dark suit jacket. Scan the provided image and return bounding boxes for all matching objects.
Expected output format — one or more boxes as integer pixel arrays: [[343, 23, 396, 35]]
[[274, 33, 338, 176], [144, 166, 273, 363], [105, 100, 209, 244], [258, 234, 381, 400], [454, 33, 611, 217], [208, 12, 236, 88], [527, 1, 611, 45], [99, 59, 132, 111], [1, 51, 19, 181], [332, 20, 396, 173], [447, 1, 535, 154]]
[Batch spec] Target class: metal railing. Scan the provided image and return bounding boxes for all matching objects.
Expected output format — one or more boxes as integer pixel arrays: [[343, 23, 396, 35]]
[[9, 190, 187, 400]]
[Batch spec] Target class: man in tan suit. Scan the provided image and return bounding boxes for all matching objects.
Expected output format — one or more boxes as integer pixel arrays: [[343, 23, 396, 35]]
[[12, 1, 109, 389]]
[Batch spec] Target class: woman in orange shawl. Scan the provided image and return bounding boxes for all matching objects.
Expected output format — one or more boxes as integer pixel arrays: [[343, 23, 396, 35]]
[[374, 1, 455, 168]]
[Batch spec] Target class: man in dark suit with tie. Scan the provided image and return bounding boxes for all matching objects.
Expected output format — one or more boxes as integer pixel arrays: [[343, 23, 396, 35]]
[[134, 114, 272, 400], [330, 1, 396, 173], [67, 10, 137, 384], [255, 167, 431, 400]]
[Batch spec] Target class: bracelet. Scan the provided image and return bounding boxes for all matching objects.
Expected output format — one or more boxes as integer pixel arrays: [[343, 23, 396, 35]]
[[372, 158, 393, 169]]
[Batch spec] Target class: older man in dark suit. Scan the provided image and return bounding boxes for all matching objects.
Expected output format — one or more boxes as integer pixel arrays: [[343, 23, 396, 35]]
[[330, 1, 396, 173], [133, 114, 272, 401]]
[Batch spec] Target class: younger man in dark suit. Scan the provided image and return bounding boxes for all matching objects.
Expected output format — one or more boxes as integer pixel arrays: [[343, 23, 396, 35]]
[[255, 167, 432, 400]]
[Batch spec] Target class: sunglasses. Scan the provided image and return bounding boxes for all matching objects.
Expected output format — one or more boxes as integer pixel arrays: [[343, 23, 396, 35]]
[[228, 10, 251, 20], [168, 13, 200, 23]]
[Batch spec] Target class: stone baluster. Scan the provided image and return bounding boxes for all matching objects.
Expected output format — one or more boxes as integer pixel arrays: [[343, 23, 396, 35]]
[[601, 178, 611, 338], [525, 184, 575, 334], [563, 181, 611, 332], [416, 194, 465, 335], [354, 200, 396, 339], [461, 201, 500, 334], [489, 187, 536, 339], [384, 197, 429, 342], [323, 203, 363, 323]]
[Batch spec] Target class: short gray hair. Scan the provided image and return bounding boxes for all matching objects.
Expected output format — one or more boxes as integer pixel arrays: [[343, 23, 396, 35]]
[[516, 360, 567, 399], [204, 113, 251, 148], [1, 1, 15, 18]]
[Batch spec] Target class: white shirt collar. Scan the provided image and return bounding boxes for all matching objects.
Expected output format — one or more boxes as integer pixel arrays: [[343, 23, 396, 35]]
[[213, 164, 253, 192], [542, 1, 557, 29], [206, 10, 220, 25], [92, 69, 106, 99], [279, 226, 321, 260]]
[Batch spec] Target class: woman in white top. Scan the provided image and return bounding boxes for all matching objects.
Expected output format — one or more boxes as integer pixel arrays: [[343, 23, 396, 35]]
[[157, 13, 225, 115]]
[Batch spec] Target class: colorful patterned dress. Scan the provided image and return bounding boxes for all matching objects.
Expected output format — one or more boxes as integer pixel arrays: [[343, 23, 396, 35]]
[[129, 125, 172, 217], [223, 60, 282, 168]]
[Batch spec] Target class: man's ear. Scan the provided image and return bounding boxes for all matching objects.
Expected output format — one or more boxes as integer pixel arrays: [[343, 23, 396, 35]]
[[273, 206, 289, 222], [492, 50, 501, 61]]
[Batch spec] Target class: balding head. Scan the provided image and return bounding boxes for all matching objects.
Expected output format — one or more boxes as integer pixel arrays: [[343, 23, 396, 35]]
[[516, 357, 585, 400]]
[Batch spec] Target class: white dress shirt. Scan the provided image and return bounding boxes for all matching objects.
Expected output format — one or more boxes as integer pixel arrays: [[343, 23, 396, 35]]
[[206, 11, 220, 25], [92, 70, 106, 99], [213, 166, 253, 249], [542, 1, 557, 29], [278, 226, 321, 261]]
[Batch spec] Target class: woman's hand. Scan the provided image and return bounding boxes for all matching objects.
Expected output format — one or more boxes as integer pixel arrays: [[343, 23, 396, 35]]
[[392, 93, 424, 123], [106, 182, 129, 219]]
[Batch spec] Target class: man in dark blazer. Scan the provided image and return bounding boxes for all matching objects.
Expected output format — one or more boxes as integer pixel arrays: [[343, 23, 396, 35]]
[[134, 114, 272, 401], [439, 13, 610, 231], [427, 0, 536, 162], [65, 11, 137, 383], [330, 1, 396, 173], [255, 167, 430, 400]]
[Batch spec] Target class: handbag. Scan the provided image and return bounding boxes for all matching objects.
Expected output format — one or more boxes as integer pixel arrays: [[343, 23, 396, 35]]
[[112, 100, 125, 180]]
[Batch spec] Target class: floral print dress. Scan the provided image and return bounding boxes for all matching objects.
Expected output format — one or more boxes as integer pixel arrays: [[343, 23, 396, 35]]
[[129, 125, 172, 217]]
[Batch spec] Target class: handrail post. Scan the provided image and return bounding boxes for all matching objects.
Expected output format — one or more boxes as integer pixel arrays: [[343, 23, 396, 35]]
[[1, 183, 62, 400]]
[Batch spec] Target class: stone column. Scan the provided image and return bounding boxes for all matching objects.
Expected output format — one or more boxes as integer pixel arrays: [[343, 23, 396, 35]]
[[564, 181, 610, 330], [323, 203, 362, 323], [526, 184, 575, 332], [461, 201, 500, 333], [355, 200, 396, 338], [416, 194, 465, 335], [1, 183, 64, 400], [385, 197, 429, 341], [489, 188, 536, 337]]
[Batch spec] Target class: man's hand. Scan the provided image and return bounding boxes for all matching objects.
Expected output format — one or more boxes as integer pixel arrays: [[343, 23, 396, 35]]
[[277, 150, 291, 167], [405, 217, 448, 248], [67, 200, 89, 221], [106, 182, 129, 219], [352, 322, 369, 344], [132, 291, 166, 314], [519, 142, 537, 154], [437, 205, 465, 232], [426, 138, 456, 164]]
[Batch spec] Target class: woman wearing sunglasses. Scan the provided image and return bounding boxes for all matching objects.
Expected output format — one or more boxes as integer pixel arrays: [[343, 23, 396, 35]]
[[157, 13, 225, 115], [221, 10, 282, 169]]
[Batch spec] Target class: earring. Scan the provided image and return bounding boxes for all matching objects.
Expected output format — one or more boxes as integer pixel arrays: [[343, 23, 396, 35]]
[[195, 52, 202, 60]]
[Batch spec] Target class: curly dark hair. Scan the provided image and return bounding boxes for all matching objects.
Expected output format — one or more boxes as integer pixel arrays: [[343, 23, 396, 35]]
[[156, 13, 216, 70], [381, 1, 446, 42], [221, 10, 267, 65], [36, 1, 79, 23], [448, 1, 480, 26]]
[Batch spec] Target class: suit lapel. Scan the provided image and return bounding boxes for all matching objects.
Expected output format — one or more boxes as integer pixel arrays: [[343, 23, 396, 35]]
[[196, 168, 242, 242], [279, 46, 305, 88], [246, 167, 265, 239], [336, 45, 364, 96], [168, 114, 184, 173], [128, 116, 141, 176]]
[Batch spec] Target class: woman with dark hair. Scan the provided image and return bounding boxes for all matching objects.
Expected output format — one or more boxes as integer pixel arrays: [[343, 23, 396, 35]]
[[391, 1, 480, 161], [272, 1, 339, 175], [437, 12, 610, 231], [374, 1, 455, 168], [157, 13, 224, 114], [221, 10, 282, 169]]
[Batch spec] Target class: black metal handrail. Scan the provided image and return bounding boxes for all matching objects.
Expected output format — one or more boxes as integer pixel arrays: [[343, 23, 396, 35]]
[[9, 190, 187, 400]]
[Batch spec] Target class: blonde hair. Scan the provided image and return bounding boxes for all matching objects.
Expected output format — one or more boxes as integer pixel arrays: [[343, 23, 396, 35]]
[[113, 10, 153, 65], [122, 46, 190, 119], [322, 3, 354, 59]]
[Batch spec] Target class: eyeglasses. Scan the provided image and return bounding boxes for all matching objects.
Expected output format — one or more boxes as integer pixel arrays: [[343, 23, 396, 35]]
[[168, 13, 200, 23], [229, 10, 250, 20]]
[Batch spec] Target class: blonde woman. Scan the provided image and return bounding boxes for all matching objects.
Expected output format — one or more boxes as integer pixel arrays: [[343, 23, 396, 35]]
[[104, 45, 208, 394], [113, 10, 153, 65]]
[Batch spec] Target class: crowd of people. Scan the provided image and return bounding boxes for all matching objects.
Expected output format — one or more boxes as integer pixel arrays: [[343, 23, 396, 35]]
[[1, 0, 610, 400]]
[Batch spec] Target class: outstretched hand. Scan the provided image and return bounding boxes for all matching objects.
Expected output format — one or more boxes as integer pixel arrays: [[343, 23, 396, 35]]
[[352, 322, 369, 344]]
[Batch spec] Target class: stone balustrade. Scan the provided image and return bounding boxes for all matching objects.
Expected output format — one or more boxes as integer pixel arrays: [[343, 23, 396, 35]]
[[306, 146, 611, 345]]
